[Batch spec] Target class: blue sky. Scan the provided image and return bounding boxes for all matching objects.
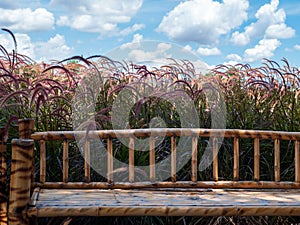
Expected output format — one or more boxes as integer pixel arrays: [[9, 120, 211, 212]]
[[0, 0, 300, 71]]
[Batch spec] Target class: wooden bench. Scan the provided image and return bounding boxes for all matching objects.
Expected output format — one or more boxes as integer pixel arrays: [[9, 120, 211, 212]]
[[6, 119, 300, 224]]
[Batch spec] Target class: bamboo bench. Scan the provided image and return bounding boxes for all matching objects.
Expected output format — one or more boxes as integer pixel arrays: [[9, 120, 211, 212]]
[[6, 119, 300, 224]]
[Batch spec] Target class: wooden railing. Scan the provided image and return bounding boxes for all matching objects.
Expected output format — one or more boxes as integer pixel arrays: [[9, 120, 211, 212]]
[[27, 125, 300, 189]]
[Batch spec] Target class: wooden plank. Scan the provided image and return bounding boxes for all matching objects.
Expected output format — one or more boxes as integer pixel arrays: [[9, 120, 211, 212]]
[[296, 140, 300, 182], [191, 136, 198, 182], [213, 138, 218, 181], [129, 137, 134, 182], [233, 137, 239, 181], [149, 137, 155, 182], [107, 138, 113, 183], [171, 136, 176, 182], [28, 188, 300, 217], [39, 140, 46, 183], [62, 140, 69, 183], [84, 140, 90, 183], [274, 139, 280, 182], [254, 138, 260, 181]]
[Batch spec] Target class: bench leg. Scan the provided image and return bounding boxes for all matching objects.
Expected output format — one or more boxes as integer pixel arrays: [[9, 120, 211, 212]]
[[8, 139, 34, 225]]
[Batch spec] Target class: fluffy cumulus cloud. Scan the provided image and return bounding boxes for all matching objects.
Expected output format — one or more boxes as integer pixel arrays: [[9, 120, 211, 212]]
[[157, 0, 249, 44], [0, 32, 73, 61], [35, 34, 74, 61], [197, 47, 221, 56], [231, 0, 295, 46], [52, 0, 143, 36], [120, 33, 143, 50], [0, 8, 54, 32], [244, 38, 281, 63], [0, 33, 35, 57], [294, 45, 300, 51]]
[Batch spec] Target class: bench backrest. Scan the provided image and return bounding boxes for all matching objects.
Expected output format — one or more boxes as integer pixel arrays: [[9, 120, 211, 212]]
[[15, 120, 298, 190]]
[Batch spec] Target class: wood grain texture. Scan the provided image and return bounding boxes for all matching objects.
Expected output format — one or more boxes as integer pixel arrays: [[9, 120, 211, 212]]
[[9, 139, 34, 225], [27, 188, 300, 217]]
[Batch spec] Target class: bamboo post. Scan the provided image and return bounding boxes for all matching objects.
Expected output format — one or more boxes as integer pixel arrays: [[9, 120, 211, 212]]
[[39, 140, 46, 183], [274, 139, 280, 182], [18, 119, 34, 139], [254, 138, 260, 181], [149, 137, 155, 182], [84, 140, 91, 183], [212, 137, 218, 181], [8, 139, 34, 225], [128, 137, 134, 182], [18, 119, 35, 185], [233, 137, 239, 181], [62, 140, 69, 183], [295, 140, 300, 182], [191, 136, 198, 182], [0, 128, 7, 225], [107, 138, 113, 183]]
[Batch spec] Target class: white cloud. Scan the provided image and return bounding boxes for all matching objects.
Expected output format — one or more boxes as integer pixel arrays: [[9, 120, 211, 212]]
[[0, 32, 73, 62], [35, 34, 74, 61], [231, 0, 294, 45], [265, 23, 295, 39], [157, 0, 249, 44], [53, 0, 143, 36], [244, 38, 281, 63], [128, 42, 172, 63], [120, 33, 143, 50], [120, 24, 145, 36], [197, 47, 221, 56], [226, 54, 242, 62], [0, 33, 35, 58], [294, 45, 300, 51], [0, 8, 54, 32]]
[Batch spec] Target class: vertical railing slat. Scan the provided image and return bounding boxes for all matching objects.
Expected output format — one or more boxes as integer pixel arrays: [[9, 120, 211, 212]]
[[129, 137, 135, 182], [254, 138, 260, 181], [171, 136, 176, 182], [274, 139, 280, 182], [191, 136, 198, 182], [233, 137, 239, 181], [39, 140, 46, 183], [149, 137, 155, 182], [84, 140, 91, 183], [295, 140, 300, 182], [62, 140, 69, 183], [213, 137, 218, 181], [107, 138, 113, 183]]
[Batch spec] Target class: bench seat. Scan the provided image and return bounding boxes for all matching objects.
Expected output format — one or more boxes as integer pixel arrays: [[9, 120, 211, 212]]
[[28, 188, 300, 217]]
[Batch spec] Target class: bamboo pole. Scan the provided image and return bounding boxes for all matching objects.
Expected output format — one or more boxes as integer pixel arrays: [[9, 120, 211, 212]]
[[254, 138, 260, 181], [171, 136, 176, 182], [191, 136, 198, 182], [213, 138, 218, 181], [295, 140, 300, 182], [149, 137, 155, 182], [0, 128, 7, 225], [84, 140, 91, 183], [62, 140, 69, 183], [128, 137, 134, 182], [39, 140, 46, 183], [32, 180, 300, 189], [30, 129, 300, 141], [274, 139, 280, 182], [107, 138, 113, 183], [233, 137, 239, 181], [9, 139, 34, 225]]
